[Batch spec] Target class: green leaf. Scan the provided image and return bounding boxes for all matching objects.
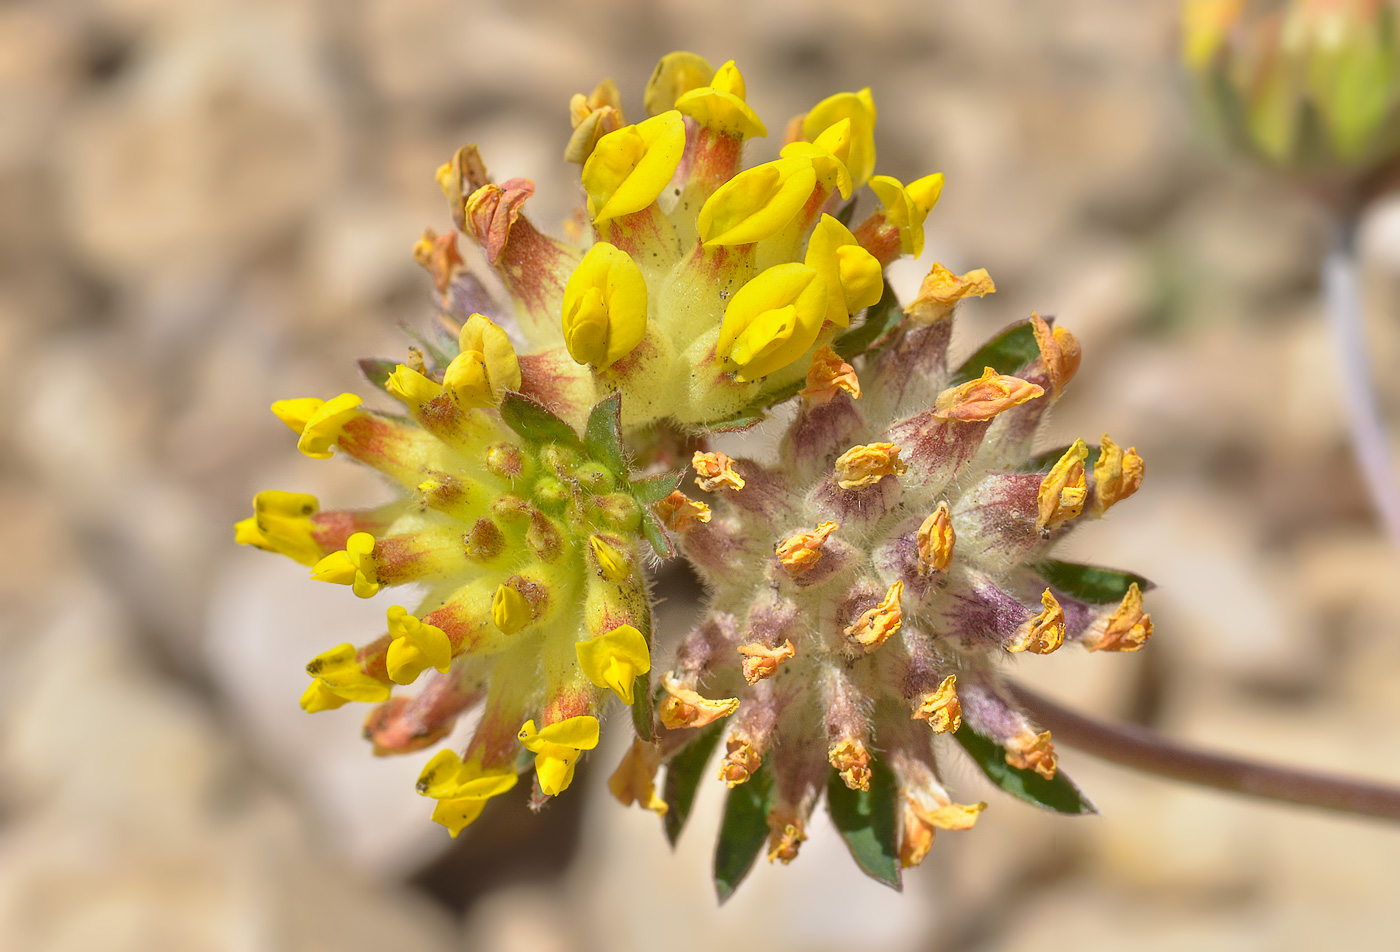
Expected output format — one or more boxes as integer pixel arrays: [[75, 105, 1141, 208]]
[[357, 357, 398, 393], [584, 393, 626, 476], [834, 280, 902, 360], [826, 760, 902, 889], [1035, 559, 1154, 604], [640, 510, 675, 560], [950, 319, 1039, 385], [954, 725, 1097, 815], [497, 392, 581, 448], [629, 471, 682, 507], [714, 762, 775, 903], [706, 409, 768, 433], [663, 721, 724, 846], [630, 675, 655, 743]]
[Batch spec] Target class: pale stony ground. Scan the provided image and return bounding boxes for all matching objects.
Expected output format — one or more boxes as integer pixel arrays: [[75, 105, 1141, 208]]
[[4, 0, 1400, 949]]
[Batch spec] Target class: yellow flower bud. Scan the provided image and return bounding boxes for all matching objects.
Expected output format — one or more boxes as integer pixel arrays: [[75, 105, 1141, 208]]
[[234, 490, 322, 566], [804, 214, 884, 328], [518, 716, 601, 796], [716, 263, 829, 381], [801, 88, 877, 188], [643, 51, 714, 115], [491, 582, 532, 635], [385, 364, 443, 412], [675, 60, 767, 139], [697, 157, 818, 247], [385, 605, 453, 685], [310, 531, 379, 598], [576, 623, 651, 704], [443, 314, 521, 407], [582, 111, 686, 223], [868, 173, 944, 258], [271, 393, 362, 460], [561, 242, 648, 369], [588, 534, 631, 581]]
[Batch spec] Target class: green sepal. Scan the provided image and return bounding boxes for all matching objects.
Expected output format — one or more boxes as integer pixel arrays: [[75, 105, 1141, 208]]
[[357, 357, 398, 394], [834, 280, 902, 360], [498, 392, 583, 448], [631, 675, 655, 743], [584, 393, 626, 477], [662, 720, 725, 846], [714, 762, 775, 903], [640, 509, 675, 560], [629, 471, 682, 507], [953, 724, 1097, 815], [1035, 559, 1154, 604], [705, 409, 769, 432], [950, 318, 1039, 385], [826, 760, 902, 889]]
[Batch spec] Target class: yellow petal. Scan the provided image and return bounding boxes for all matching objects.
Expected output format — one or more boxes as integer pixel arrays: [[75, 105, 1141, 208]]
[[576, 624, 651, 704], [698, 157, 817, 246], [491, 583, 532, 635], [583, 111, 686, 222], [643, 51, 714, 115], [717, 262, 828, 381], [801, 88, 877, 188]]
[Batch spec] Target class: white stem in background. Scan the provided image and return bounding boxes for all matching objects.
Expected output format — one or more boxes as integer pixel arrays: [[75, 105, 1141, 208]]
[[1323, 225, 1400, 548]]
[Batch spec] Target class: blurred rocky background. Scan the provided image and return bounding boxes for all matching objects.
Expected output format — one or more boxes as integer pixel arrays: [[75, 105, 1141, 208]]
[[4, 0, 1400, 949]]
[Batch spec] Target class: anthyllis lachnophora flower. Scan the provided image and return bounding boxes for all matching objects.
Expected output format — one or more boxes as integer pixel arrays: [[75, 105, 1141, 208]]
[[237, 51, 1152, 896]]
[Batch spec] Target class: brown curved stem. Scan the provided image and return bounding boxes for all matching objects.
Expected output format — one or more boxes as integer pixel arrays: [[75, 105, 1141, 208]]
[[1008, 682, 1400, 822]]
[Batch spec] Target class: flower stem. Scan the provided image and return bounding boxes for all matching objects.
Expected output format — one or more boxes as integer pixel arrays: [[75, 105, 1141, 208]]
[[1007, 682, 1400, 822], [1324, 218, 1400, 548]]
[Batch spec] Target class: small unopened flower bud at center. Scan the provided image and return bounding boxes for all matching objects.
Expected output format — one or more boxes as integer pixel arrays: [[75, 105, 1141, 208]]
[[561, 242, 648, 369]]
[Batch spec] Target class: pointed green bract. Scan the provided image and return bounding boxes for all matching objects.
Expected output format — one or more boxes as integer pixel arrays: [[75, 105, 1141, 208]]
[[826, 761, 902, 889], [498, 392, 583, 448], [714, 762, 775, 902], [950, 318, 1040, 384], [954, 725, 1097, 815], [1035, 559, 1155, 604], [663, 721, 724, 846], [585, 393, 627, 476]]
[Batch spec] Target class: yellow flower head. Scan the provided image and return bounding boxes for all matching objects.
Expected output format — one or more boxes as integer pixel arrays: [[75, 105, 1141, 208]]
[[717, 263, 828, 381], [582, 111, 687, 222], [675, 60, 767, 139], [576, 623, 651, 704], [561, 241, 648, 369], [1036, 439, 1089, 534], [234, 490, 322, 566], [698, 157, 818, 247], [310, 531, 379, 598], [443, 314, 522, 407], [518, 716, 601, 796], [781, 119, 854, 199], [416, 750, 519, 837], [302, 643, 391, 709], [804, 214, 884, 329], [801, 88, 878, 188], [271, 393, 363, 459], [385, 605, 453, 685], [868, 173, 944, 258]]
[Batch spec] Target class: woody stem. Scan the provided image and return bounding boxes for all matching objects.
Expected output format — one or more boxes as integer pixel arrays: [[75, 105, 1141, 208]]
[[1007, 682, 1400, 822], [1324, 217, 1400, 548]]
